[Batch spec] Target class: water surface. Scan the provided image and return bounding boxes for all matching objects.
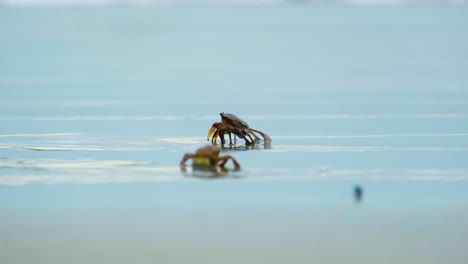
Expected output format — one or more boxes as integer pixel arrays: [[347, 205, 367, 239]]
[[1, 4, 468, 263]]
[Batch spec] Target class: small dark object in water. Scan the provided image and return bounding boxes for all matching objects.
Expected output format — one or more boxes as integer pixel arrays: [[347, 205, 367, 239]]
[[353, 185, 364, 203]]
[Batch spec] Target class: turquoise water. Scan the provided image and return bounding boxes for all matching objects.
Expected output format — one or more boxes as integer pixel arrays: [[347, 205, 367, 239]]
[[1, 4, 468, 263]]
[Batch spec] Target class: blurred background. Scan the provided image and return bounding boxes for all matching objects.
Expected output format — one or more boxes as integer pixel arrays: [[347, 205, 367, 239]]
[[1, 1, 468, 263]]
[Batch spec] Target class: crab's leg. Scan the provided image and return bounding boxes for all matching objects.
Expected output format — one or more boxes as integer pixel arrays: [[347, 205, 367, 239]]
[[248, 128, 262, 141], [244, 130, 256, 145], [224, 125, 237, 145], [219, 131, 226, 145], [217, 155, 241, 171], [224, 125, 249, 145], [249, 128, 272, 142], [242, 135, 253, 145], [180, 154, 194, 170], [235, 131, 253, 145], [249, 131, 261, 141]]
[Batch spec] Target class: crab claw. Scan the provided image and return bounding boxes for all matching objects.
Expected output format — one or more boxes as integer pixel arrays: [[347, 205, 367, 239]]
[[207, 125, 217, 141]]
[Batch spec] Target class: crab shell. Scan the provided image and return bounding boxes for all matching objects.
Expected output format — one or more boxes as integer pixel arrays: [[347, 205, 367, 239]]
[[220, 112, 250, 128]]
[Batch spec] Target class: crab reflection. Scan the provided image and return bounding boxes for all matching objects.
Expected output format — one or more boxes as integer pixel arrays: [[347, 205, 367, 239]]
[[182, 164, 238, 179], [215, 141, 271, 150]]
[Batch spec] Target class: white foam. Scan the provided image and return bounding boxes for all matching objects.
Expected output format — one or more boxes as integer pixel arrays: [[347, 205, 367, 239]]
[[157, 137, 206, 144], [0, 158, 149, 170], [0, 133, 83, 138], [2, 133, 467, 152], [2, 158, 467, 185], [0, 158, 182, 185]]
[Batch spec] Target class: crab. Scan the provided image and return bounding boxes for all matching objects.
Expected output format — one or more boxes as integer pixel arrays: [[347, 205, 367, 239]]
[[180, 145, 241, 172], [207, 112, 271, 145]]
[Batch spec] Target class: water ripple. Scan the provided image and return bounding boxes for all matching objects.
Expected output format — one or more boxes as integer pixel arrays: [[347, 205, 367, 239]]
[[1, 158, 467, 186]]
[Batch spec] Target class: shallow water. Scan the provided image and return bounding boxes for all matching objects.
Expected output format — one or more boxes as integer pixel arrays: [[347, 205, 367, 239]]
[[1, 3, 468, 263]]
